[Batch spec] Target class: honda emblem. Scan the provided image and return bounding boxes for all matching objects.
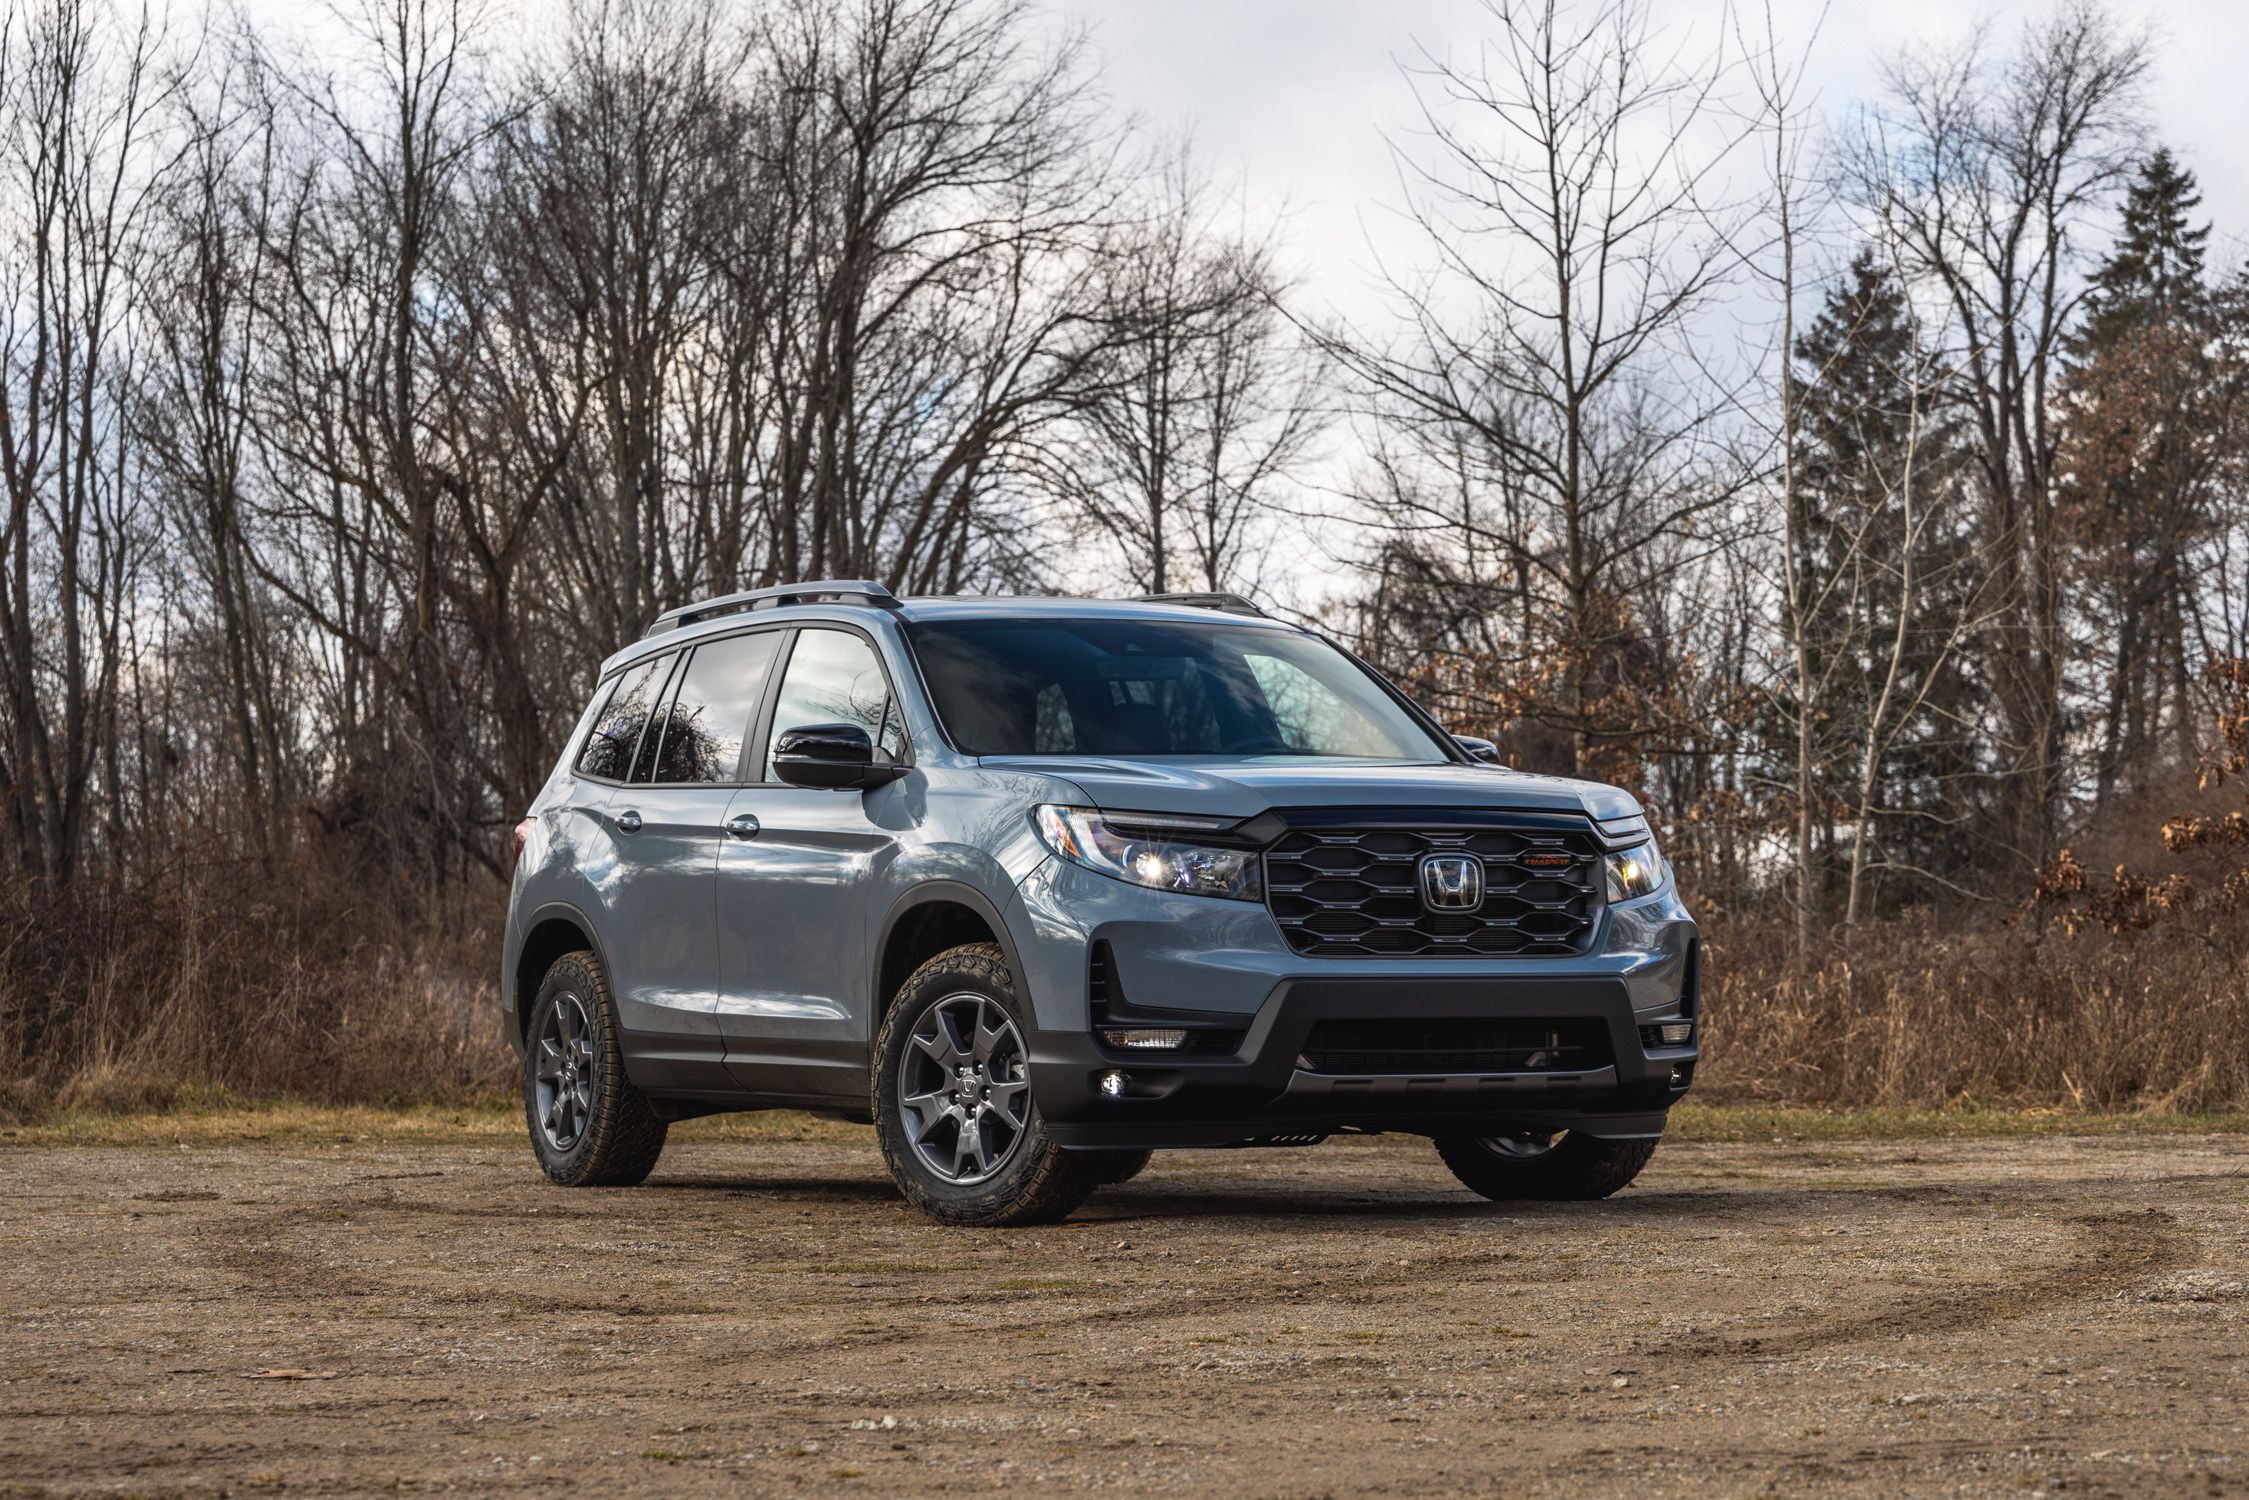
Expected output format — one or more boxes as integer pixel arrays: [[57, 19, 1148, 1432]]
[[1418, 853, 1485, 912]]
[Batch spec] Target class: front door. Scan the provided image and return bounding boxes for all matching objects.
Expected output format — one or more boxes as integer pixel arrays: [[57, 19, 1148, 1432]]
[[716, 626, 911, 1100]]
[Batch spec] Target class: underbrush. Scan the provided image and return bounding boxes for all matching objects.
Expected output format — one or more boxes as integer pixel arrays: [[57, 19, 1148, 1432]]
[[6, 863, 2248, 1125], [1701, 913, 2249, 1113], [0, 859, 511, 1125]]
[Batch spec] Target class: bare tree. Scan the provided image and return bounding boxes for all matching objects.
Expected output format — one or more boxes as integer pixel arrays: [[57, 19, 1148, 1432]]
[[0, 0, 175, 888], [1733, 0, 1827, 952], [1324, 0, 1746, 777], [1033, 147, 1323, 597], [237, 0, 511, 879], [138, 47, 298, 854], [1857, 1, 2150, 869]]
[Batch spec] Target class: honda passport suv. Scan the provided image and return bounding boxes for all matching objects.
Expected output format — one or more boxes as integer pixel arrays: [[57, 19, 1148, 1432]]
[[503, 582, 1699, 1226]]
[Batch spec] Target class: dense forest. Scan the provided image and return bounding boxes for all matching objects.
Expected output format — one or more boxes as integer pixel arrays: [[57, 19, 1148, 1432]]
[[4, 0, 2247, 1113]]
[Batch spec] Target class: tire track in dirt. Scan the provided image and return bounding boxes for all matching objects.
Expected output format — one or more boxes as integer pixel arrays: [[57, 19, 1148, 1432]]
[[1655, 1207, 2190, 1361], [184, 1159, 2196, 1376]]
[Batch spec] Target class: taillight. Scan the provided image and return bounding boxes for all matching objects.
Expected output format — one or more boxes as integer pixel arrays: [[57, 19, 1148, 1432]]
[[512, 816, 536, 868]]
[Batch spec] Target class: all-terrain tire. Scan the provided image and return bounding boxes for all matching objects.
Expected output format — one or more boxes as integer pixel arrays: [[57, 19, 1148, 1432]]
[[1433, 1131, 1657, 1201], [523, 950, 668, 1187], [871, 943, 1104, 1228]]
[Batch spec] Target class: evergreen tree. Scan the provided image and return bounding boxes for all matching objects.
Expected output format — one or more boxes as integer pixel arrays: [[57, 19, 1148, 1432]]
[[2060, 148, 2235, 802], [2075, 148, 2212, 354], [1775, 249, 1985, 914]]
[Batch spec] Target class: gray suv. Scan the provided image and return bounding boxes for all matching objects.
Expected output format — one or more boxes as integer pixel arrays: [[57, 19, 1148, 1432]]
[[503, 582, 1699, 1226]]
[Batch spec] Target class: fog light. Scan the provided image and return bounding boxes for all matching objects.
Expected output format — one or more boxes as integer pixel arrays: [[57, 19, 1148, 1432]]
[[1098, 1070, 1130, 1098], [1101, 1027, 1188, 1051], [1659, 1021, 1693, 1046]]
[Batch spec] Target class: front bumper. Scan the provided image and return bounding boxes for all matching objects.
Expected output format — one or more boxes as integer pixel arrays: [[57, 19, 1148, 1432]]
[[1013, 856, 1699, 1150], [1030, 972, 1694, 1148]]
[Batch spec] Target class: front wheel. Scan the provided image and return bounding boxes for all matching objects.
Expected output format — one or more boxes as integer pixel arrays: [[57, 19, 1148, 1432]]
[[1433, 1130, 1657, 1201], [872, 943, 1104, 1227]]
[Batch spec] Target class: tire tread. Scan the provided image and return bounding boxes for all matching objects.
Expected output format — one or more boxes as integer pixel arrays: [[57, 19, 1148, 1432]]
[[525, 951, 668, 1188], [872, 943, 1103, 1227]]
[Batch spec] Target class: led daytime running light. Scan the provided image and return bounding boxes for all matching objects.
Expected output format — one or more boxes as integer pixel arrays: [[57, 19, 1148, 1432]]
[[1034, 805, 1262, 902]]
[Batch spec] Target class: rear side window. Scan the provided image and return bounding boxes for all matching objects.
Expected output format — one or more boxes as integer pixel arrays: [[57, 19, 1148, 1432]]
[[641, 631, 785, 784], [574, 652, 673, 780], [767, 628, 906, 767]]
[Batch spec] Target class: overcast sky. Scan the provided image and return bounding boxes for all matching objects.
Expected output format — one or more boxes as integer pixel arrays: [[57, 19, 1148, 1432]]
[[1045, 0, 2249, 327]]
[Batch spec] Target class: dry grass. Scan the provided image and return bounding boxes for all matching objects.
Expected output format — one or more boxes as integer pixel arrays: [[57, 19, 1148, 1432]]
[[1702, 913, 2249, 1113], [7, 856, 2249, 1126], [0, 860, 512, 1124]]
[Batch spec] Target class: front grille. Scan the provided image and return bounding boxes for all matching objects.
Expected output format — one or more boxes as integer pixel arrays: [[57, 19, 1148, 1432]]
[[1298, 1019, 1610, 1075], [1263, 813, 1605, 957]]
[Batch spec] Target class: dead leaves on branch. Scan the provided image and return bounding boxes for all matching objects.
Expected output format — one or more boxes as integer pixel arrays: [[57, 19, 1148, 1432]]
[[2036, 655, 2249, 935], [2034, 848, 2195, 935]]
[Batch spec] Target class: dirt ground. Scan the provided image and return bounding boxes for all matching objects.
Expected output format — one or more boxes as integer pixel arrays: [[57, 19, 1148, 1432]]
[[2, 1122, 2245, 1498]]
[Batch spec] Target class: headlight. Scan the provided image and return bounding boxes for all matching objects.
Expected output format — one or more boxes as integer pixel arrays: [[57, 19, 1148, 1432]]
[[1603, 840, 1666, 902], [1033, 805, 1262, 902]]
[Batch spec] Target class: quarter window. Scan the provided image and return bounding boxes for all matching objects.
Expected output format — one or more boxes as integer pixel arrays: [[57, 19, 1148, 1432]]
[[574, 652, 673, 780]]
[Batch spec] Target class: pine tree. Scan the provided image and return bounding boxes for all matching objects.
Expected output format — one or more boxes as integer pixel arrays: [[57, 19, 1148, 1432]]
[[2060, 148, 2234, 803], [1774, 249, 1984, 916], [2075, 148, 2211, 354]]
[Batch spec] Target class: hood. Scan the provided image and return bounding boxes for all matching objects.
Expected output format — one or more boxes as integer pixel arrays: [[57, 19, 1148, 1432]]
[[977, 755, 1644, 826]]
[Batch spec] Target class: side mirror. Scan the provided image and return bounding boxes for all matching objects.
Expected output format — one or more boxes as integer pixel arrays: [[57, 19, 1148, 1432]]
[[772, 722, 903, 790], [1453, 734, 1504, 765]]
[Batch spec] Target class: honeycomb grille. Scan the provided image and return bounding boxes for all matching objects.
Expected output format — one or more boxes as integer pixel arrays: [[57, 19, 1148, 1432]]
[[1263, 815, 1604, 957]]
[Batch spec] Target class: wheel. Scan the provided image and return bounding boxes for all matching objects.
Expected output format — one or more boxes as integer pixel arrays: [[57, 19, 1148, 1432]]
[[522, 951, 668, 1187], [1091, 1148, 1155, 1187], [1433, 1130, 1657, 1201], [871, 943, 1104, 1227]]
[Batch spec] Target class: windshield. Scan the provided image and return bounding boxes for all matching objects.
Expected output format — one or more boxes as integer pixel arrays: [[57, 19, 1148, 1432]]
[[907, 618, 1452, 761]]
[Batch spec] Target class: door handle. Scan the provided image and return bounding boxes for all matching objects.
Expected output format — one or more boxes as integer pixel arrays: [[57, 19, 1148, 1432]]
[[615, 808, 642, 834], [725, 812, 760, 839]]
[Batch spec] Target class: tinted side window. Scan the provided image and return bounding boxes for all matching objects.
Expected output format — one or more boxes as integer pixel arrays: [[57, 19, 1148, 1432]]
[[574, 653, 672, 780], [643, 631, 785, 785], [767, 629, 905, 768], [626, 654, 684, 783]]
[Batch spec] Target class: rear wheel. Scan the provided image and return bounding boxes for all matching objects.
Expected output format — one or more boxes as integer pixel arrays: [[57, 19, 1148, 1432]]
[[872, 943, 1103, 1227], [1433, 1130, 1656, 1201], [522, 951, 668, 1187]]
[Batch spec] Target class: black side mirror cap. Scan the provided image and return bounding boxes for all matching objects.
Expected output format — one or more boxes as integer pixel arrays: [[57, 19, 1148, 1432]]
[[1453, 734, 1504, 765], [772, 722, 907, 790]]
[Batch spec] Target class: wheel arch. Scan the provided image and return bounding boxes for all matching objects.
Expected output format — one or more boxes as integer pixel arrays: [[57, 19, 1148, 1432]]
[[510, 901, 614, 1048], [873, 882, 1030, 1022]]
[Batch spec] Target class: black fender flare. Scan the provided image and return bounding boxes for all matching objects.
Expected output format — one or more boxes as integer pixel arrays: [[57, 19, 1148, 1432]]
[[870, 880, 1032, 1016], [506, 898, 618, 1047]]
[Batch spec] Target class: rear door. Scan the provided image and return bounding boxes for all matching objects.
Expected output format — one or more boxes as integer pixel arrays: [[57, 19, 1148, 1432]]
[[715, 624, 913, 1100], [600, 630, 785, 1090]]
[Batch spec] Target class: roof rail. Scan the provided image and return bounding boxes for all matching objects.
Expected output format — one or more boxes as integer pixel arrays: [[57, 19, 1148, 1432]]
[[646, 579, 900, 637], [1136, 591, 1267, 618]]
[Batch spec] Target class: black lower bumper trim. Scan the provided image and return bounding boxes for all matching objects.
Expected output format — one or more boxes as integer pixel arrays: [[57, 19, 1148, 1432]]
[[1030, 973, 1691, 1148]]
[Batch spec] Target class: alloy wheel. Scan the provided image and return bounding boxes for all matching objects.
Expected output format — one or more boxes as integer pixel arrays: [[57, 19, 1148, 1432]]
[[895, 991, 1032, 1185], [534, 992, 596, 1152]]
